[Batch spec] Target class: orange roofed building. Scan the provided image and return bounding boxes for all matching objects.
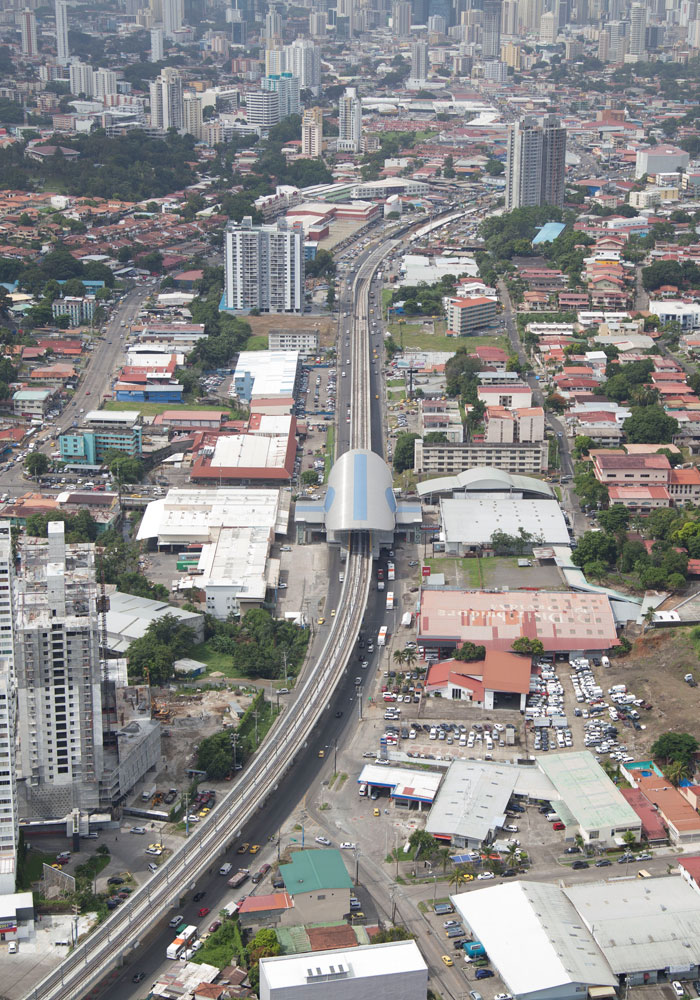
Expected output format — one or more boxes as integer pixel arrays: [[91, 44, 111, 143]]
[[424, 649, 532, 710]]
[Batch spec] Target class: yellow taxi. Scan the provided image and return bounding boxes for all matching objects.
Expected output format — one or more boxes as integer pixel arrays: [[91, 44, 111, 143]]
[[249, 844, 261, 854], [330, 609, 336, 617], [317, 617, 325, 625], [373, 808, 380, 817], [441, 955, 454, 967], [318, 749, 325, 758]]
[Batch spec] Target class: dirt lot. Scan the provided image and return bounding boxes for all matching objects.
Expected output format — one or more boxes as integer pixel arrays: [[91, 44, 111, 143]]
[[247, 314, 336, 350], [602, 627, 700, 753]]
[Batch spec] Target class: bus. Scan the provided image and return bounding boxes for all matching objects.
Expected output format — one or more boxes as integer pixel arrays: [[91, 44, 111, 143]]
[[378, 626, 388, 647], [386, 592, 394, 611]]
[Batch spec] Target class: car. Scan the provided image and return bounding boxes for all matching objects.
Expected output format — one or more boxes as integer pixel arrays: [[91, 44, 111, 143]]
[[572, 860, 589, 870], [146, 847, 162, 856], [477, 872, 495, 880], [470, 993, 484, 1000], [51, 863, 63, 871], [494, 994, 513, 999], [8, 942, 16, 954], [198, 907, 210, 918], [107, 876, 125, 886], [672, 983, 685, 999], [315, 836, 331, 846], [148, 843, 164, 851], [475, 969, 495, 980], [237, 843, 250, 854], [317, 617, 325, 625], [132, 973, 146, 983], [637, 852, 652, 861], [318, 749, 325, 758], [565, 847, 581, 854], [130, 826, 146, 835], [335, 710, 343, 718], [441, 955, 454, 967], [444, 919, 459, 928], [193, 891, 206, 902], [249, 844, 261, 854], [56, 851, 71, 862], [209, 919, 222, 933], [330, 609, 336, 616], [186, 814, 200, 823], [373, 808, 380, 816], [552, 822, 565, 831], [595, 859, 612, 867], [340, 842, 356, 850]]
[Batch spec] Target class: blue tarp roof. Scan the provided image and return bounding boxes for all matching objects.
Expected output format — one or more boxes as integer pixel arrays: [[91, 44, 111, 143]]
[[532, 222, 566, 245]]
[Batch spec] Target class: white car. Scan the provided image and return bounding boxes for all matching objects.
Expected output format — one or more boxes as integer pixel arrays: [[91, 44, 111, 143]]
[[494, 994, 512, 999], [477, 871, 495, 880], [186, 814, 200, 823], [315, 836, 331, 846], [672, 983, 685, 999], [340, 842, 357, 850]]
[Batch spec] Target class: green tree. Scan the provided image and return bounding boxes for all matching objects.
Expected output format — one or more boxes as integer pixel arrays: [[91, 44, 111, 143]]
[[370, 926, 414, 943], [25, 452, 50, 478], [393, 433, 419, 473], [597, 505, 630, 535], [454, 641, 486, 662], [300, 469, 318, 486], [393, 648, 406, 668], [573, 435, 594, 458], [449, 863, 475, 888], [571, 530, 618, 569], [650, 731, 699, 769], [511, 637, 545, 655], [126, 615, 195, 685], [623, 405, 679, 444]]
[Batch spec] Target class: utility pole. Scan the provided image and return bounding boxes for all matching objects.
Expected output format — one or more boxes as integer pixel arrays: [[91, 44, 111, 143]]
[[333, 739, 338, 774], [253, 710, 259, 746], [357, 685, 363, 721], [354, 849, 360, 886]]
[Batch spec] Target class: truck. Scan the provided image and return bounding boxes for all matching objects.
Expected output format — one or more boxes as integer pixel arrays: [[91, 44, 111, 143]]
[[505, 724, 516, 746], [386, 591, 394, 611], [387, 561, 395, 581], [223, 900, 240, 918], [141, 783, 156, 802], [401, 611, 412, 627], [227, 869, 250, 889], [464, 941, 486, 958], [378, 626, 388, 647], [377, 580, 385, 591], [166, 924, 197, 959]]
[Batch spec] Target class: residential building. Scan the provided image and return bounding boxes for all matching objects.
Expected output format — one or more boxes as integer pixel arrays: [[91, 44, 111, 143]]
[[69, 60, 94, 97], [414, 438, 549, 476], [93, 68, 117, 99], [284, 38, 321, 94], [260, 940, 428, 1000], [13, 389, 53, 418], [246, 89, 280, 130], [484, 406, 545, 443], [55, 0, 69, 65], [629, 2, 646, 57], [19, 10, 38, 58], [150, 67, 184, 131], [264, 9, 282, 39], [268, 328, 319, 354], [411, 40, 429, 80], [262, 73, 300, 119], [338, 86, 362, 153], [15, 523, 104, 817], [59, 411, 143, 466], [446, 296, 498, 334], [163, 0, 184, 38], [0, 523, 17, 895], [183, 93, 202, 140], [635, 146, 690, 179], [150, 27, 164, 62], [477, 384, 533, 407], [506, 115, 566, 211], [392, 0, 412, 35], [223, 217, 305, 314], [301, 106, 322, 158], [482, 0, 502, 57], [419, 398, 464, 443], [51, 295, 95, 326]]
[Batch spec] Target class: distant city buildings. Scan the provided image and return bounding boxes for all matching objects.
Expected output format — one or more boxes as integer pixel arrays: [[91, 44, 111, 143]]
[[149, 67, 184, 131], [338, 86, 362, 153], [247, 89, 281, 129], [55, 0, 69, 65], [505, 114, 566, 211], [224, 216, 305, 314], [262, 73, 301, 119], [19, 9, 38, 58], [302, 106, 323, 158]]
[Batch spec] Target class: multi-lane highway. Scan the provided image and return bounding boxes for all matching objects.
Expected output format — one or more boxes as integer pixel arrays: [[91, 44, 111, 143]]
[[29, 234, 392, 1000]]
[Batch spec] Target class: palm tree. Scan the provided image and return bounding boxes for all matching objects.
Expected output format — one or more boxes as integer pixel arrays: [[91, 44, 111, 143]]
[[664, 760, 688, 787], [393, 649, 406, 669], [622, 830, 636, 850], [449, 863, 474, 888], [505, 843, 520, 868], [437, 846, 451, 874], [404, 647, 418, 670]]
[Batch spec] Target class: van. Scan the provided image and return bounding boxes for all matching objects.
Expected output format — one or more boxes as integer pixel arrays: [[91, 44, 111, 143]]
[[219, 863, 233, 876], [169, 914, 184, 928], [546, 812, 560, 822], [358, 783, 367, 797], [637, 869, 652, 879], [601, 655, 610, 668]]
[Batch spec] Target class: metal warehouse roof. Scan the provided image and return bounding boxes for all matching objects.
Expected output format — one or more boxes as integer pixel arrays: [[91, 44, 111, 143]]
[[452, 882, 617, 995], [538, 751, 641, 833], [426, 760, 516, 843], [278, 849, 353, 896], [324, 449, 396, 533]]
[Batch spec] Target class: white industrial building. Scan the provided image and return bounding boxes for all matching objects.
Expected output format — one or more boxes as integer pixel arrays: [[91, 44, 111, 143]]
[[232, 350, 300, 404], [259, 939, 428, 1000], [454, 876, 700, 997], [439, 497, 570, 554], [426, 760, 520, 848], [137, 488, 291, 618], [105, 591, 205, 654]]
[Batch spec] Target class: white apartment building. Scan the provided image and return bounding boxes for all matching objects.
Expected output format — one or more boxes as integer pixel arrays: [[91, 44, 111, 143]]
[[15, 523, 104, 817], [262, 73, 300, 119], [0, 523, 17, 895], [484, 405, 545, 443], [338, 86, 362, 152], [284, 38, 321, 94], [268, 328, 319, 353], [224, 216, 305, 314], [506, 114, 566, 210], [302, 106, 323, 158], [246, 89, 280, 129], [20, 9, 38, 57], [55, 0, 69, 65], [150, 67, 183, 131], [183, 93, 202, 139]]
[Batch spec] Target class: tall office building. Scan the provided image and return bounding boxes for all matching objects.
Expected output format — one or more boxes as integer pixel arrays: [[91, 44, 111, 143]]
[[302, 106, 323, 157], [482, 0, 502, 58], [285, 38, 321, 94], [20, 9, 38, 57], [411, 40, 429, 80], [629, 2, 646, 56], [150, 26, 164, 62], [265, 41, 284, 76], [15, 523, 104, 816], [183, 93, 202, 139], [505, 114, 566, 210], [338, 85, 362, 152], [246, 90, 280, 129], [149, 67, 183, 130], [518, 0, 543, 32], [597, 26, 610, 60], [310, 10, 327, 35], [501, 0, 518, 35], [0, 524, 17, 894], [55, 0, 69, 65], [163, 0, 183, 39], [411, 0, 428, 23], [224, 216, 305, 314], [392, 0, 412, 35], [262, 73, 300, 119]]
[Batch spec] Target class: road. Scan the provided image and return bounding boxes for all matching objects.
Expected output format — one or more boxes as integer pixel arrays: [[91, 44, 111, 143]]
[[29, 235, 396, 1000]]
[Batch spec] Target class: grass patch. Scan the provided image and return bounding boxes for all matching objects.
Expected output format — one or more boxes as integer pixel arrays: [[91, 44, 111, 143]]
[[387, 378, 405, 387], [22, 850, 59, 887], [245, 335, 267, 351], [388, 389, 406, 401], [324, 424, 335, 480], [319, 802, 330, 811], [426, 556, 483, 588], [189, 640, 244, 677], [328, 772, 338, 789], [337, 772, 348, 788], [75, 851, 111, 883], [103, 401, 229, 416], [382, 288, 392, 317], [192, 918, 246, 969], [388, 323, 509, 354]]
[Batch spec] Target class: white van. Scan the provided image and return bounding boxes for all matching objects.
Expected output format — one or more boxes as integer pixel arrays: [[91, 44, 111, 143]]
[[358, 783, 367, 797], [219, 862, 233, 876]]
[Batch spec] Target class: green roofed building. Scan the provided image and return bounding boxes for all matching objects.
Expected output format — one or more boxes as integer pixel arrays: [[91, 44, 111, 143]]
[[279, 849, 354, 925]]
